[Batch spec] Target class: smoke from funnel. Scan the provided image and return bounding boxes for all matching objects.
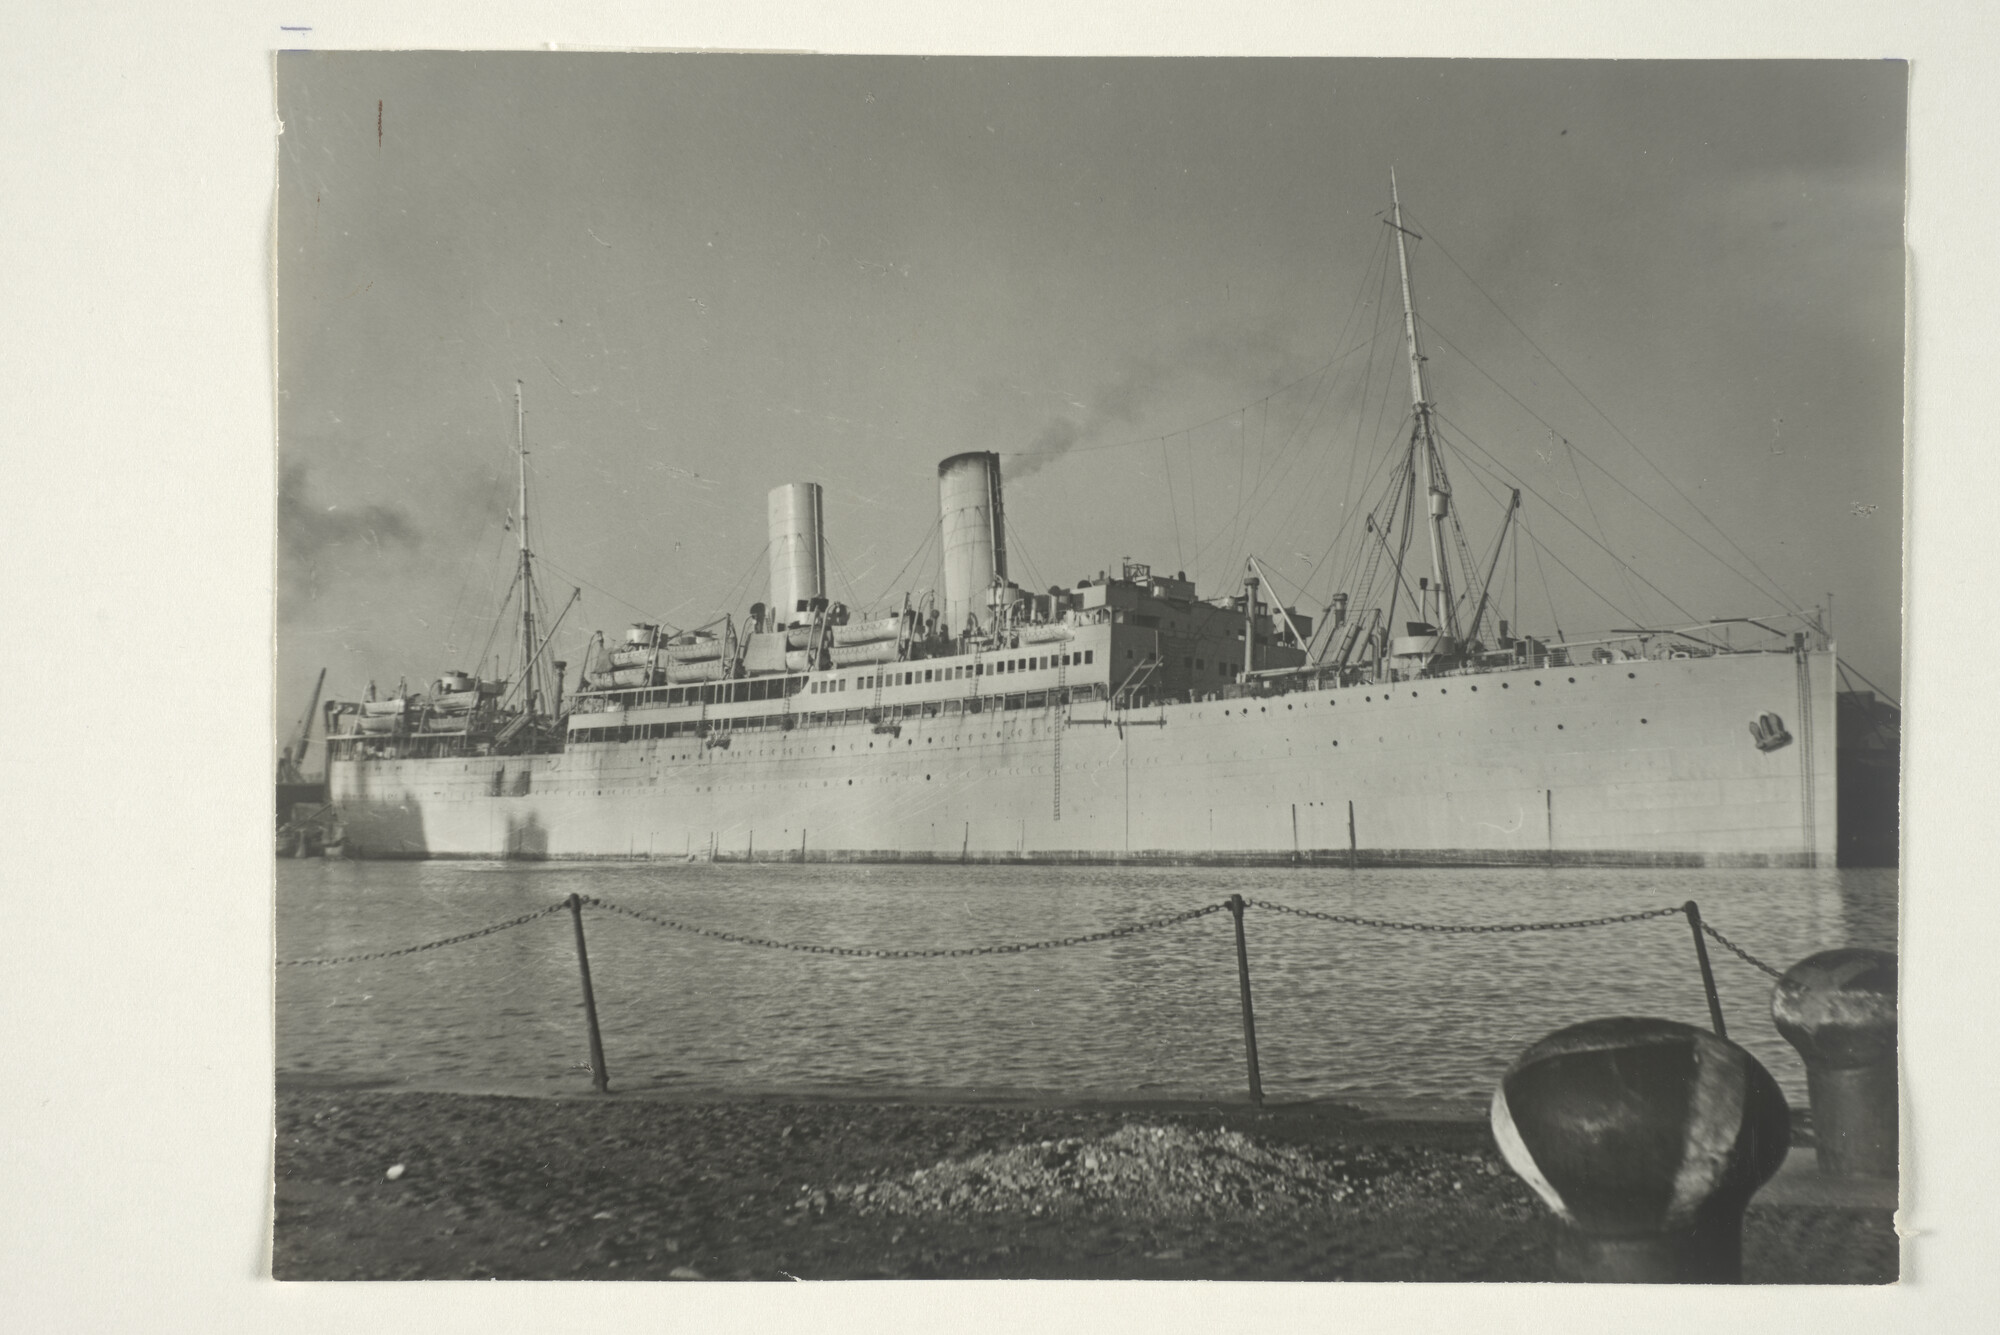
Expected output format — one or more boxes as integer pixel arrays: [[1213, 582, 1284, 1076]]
[[1001, 320, 1314, 480]]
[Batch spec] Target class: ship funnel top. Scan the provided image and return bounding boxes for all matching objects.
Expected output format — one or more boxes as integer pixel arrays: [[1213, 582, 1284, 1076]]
[[767, 482, 826, 627], [938, 451, 1008, 636]]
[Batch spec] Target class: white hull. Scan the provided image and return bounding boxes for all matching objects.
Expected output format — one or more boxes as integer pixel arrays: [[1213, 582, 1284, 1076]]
[[328, 648, 1838, 867]]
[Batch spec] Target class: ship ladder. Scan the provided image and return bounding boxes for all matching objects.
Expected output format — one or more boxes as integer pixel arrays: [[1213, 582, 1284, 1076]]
[[1796, 643, 1818, 867], [1052, 653, 1066, 821]]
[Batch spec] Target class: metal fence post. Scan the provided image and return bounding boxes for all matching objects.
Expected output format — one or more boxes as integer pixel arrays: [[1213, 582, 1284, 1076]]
[[1682, 900, 1727, 1038], [1227, 894, 1265, 1105], [566, 893, 611, 1093]]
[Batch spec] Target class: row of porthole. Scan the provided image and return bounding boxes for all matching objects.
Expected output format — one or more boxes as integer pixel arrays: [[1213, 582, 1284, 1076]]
[[572, 714, 1661, 785], [501, 718, 1647, 795], [1210, 671, 1634, 716], [573, 704, 1665, 781]]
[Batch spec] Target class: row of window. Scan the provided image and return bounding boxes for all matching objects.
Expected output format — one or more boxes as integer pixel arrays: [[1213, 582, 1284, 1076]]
[[567, 684, 1109, 745], [812, 650, 1096, 696], [592, 675, 809, 710], [587, 648, 1103, 710]]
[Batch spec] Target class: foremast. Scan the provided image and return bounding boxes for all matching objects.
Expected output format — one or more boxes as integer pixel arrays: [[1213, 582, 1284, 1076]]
[[1388, 168, 1458, 646], [514, 381, 544, 719]]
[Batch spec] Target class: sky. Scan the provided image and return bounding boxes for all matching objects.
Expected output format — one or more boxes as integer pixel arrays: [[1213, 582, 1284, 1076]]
[[275, 56, 1905, 743]]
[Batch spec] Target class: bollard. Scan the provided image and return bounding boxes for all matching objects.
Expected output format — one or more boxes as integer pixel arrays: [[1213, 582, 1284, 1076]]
[[1491, 1017, 1789, 1283], [1771, 948, 1897, 1179], [1226, 894, 1264, 1105], [565, 894, 611, 1094]]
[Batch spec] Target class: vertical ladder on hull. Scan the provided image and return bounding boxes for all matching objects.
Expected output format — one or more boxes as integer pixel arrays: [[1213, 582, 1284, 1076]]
[[1052, 653, 1066, 821], [1796, 644, 1819, 867]]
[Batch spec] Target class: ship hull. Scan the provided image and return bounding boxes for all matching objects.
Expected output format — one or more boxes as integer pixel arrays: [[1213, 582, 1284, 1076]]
[[327, 649, 1838, 868]]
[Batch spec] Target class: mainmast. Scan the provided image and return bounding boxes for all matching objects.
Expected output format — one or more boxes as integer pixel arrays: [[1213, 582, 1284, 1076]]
[[1389, 171, 1458, 640], [515, 381, 541, 718]]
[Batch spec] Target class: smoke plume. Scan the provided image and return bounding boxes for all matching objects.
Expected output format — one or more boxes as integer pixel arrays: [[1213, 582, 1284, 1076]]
[[1003, 319, 1315, 480], [277, 460, 424, 621]]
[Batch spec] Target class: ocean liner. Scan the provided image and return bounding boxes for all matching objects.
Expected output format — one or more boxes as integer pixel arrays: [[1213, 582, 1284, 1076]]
[[320, 182, 1849, 867]]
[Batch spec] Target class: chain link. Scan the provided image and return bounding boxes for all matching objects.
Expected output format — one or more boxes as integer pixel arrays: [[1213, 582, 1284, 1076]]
[[276, 901, 571, 967], [1700, 921, 1786, 979], [276, 894, 1771, 971], [582, 896, 1232, 958], [1244, 898, 1686, 935]]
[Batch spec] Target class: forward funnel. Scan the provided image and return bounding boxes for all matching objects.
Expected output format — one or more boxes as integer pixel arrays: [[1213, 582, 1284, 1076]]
[[938, 451, 1007, 634], [767, 482, 825, 626]]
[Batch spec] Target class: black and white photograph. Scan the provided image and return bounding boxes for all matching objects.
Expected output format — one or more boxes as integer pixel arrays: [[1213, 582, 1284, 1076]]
[[262, 49, 1904, 1279], [265, 52, 1908, 1287]]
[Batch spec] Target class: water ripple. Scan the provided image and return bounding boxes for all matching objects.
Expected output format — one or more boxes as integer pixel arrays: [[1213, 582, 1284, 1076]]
[[278, 861, 1894, 1111]]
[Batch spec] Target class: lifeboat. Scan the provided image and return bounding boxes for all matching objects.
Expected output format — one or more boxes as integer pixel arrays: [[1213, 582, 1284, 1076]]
[[666, 658, 729, 683], [666, 636, 724, 664], [609, 645, 661, 670], [355, 698, 407, 735], [831, 640, 900, 667], [833, 615, 902, 647]]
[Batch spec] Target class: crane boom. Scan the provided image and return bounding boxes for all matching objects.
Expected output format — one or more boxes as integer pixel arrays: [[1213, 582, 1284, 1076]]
[[293, 668, 326, 773]]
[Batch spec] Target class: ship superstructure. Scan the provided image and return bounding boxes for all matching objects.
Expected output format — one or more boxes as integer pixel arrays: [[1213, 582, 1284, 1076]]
[[322, 183, 1850, 867]]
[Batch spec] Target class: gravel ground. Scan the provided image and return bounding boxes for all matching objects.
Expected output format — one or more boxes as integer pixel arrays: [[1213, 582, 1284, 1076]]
[[271, 1088, 1896, 1283]]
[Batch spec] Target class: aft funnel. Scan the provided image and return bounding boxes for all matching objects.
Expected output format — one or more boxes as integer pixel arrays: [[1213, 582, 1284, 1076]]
[[938, 451, 1007, 634], [767, 482, 826, 626]]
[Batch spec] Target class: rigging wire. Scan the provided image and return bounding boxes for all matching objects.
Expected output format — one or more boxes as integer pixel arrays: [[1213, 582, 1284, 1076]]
[[1415, 315, 1796, 616], [1197, 346, 1356, 577], [1185, 431, 1199, 587], [1005, 515, 1048, 595], [1305, 247, 1409, 608], [1403, 209, 1802, 614], [535, 554, 684, 638], [440, 473, 511, 661], [1255, 341, 1379, 584], [1437, 412, 1702, 625], [1193, 364, 1331, 575], [1834, 658, 1901, 711], [1216, 230, 1395, 579], [1526, 526, 1567, 641], [1451, 440, 1652, 634], [1283, 257, 1411, 610], [1303, 400, 1416, 644], [823, 538, 867, 612], [703, 540, 774, 627], [1561, 432, 1651, 625], [474, 566, 521, 685], [864, 515, 941, 613]]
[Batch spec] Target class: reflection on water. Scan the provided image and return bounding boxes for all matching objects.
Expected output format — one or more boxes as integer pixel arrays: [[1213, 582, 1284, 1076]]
[[276, 861, 1896, 1112]]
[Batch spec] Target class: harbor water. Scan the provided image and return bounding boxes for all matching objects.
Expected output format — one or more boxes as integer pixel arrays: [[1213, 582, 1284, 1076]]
[[276, 861, 1896, 1113]]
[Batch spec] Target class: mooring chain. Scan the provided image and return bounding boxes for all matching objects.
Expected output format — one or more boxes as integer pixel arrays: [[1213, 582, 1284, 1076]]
[[275, 901, 572, 967], [1245, 899, 1687, 935], [1699, 921, 1787, 979], [582, 896, 1232, 958]]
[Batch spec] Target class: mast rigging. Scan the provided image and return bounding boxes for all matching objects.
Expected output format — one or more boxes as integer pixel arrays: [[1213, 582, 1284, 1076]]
[[1388, 169, 1459, 643], [515, 381, 542, 721]]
